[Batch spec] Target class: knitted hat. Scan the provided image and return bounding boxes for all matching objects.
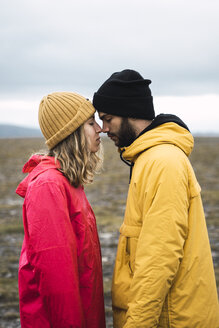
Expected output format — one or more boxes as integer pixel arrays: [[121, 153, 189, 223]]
[[93, 69, 155, 120], [38, 92, 95, 149]]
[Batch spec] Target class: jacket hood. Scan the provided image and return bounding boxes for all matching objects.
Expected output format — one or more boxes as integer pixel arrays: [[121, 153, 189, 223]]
[[122, 114, 194, 162], [16, 155, 60, 198]]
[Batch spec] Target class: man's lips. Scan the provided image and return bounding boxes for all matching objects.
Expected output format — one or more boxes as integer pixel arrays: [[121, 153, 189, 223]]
[[108, 133, 117, 139]]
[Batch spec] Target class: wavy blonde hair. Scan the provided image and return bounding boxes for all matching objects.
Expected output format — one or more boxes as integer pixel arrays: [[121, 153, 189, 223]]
[[48, 124, 103, 188]]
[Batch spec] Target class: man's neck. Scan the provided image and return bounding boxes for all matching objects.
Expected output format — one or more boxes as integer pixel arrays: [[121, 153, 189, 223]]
[[128, 118, 153, 137]]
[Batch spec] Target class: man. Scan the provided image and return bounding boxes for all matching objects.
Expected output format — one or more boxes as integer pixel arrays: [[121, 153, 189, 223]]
[[93, 69, 219, 328]]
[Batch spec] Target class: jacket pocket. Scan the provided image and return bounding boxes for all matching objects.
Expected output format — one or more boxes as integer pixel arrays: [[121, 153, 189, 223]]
[[120, 223, 142, 274]]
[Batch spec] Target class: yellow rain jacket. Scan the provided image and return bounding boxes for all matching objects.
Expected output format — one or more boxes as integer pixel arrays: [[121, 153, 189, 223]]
[[112, 119, 219, 328]]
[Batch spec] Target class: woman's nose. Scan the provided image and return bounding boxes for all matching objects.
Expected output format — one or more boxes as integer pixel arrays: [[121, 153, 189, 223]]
[[95, 122, 102, 133]]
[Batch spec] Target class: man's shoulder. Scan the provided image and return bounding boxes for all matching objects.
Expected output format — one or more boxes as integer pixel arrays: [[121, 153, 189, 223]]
[[134, 143, 190, 182], [138, 143, 187, 163]]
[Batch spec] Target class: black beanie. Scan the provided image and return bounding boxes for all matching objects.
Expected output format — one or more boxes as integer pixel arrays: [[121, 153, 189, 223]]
[[93, 69, 155, 120]]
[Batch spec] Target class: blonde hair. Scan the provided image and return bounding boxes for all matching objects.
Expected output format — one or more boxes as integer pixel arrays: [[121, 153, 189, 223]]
[[48, 124, 103, 188]]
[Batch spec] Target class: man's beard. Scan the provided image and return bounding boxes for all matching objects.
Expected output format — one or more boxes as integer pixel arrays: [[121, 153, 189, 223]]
[[116, 118, 137, 148]]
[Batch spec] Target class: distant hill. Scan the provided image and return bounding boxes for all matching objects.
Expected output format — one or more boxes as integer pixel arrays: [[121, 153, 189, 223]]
[[0, 123, 218, 139], [0, 124, 42, 138]]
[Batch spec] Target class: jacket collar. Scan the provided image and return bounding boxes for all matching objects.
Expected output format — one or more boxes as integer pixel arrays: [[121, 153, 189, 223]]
[[138, 113, 190, 137], [120, 114, 194, 163], [16, 155, 60, 198]]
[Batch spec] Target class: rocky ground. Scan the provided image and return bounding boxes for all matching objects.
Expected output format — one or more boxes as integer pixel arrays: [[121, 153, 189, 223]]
[[0, 137, 218, 327]]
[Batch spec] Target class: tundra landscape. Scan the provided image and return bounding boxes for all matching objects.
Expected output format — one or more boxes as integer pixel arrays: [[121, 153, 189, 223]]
[[0, 136, 218, 328]]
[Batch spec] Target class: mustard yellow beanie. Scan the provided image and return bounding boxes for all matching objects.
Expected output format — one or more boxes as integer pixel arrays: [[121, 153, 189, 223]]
[[38, 92, 95, 149]]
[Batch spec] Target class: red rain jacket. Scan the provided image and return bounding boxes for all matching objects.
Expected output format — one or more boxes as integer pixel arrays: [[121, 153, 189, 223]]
[[16, 155, 106, 328]]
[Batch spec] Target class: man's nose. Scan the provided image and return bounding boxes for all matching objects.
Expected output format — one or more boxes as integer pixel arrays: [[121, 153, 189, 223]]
[[102, 122, 109, 133]]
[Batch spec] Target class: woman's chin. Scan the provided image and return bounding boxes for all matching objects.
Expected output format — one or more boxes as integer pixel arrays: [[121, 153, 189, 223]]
[[90, 146, 99, 153]]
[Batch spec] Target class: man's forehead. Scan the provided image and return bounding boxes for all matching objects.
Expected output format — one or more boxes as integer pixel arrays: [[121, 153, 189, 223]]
[[98, 112, 117, 120], [98, 112, 109, 119]]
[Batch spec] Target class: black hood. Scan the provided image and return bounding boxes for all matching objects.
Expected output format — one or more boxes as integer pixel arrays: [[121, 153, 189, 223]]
[[138, 114, 190, 138]]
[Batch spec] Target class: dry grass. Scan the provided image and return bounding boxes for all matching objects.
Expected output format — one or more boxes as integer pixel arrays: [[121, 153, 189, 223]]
[[0, 136, 218, 327]]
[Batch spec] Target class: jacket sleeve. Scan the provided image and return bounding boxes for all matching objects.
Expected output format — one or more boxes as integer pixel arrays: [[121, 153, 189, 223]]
[[24, 181, 85, 328], [124, 154, 189, 328]]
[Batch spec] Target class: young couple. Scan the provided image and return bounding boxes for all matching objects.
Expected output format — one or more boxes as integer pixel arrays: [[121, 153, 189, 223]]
[[16, 70, 219, 328]]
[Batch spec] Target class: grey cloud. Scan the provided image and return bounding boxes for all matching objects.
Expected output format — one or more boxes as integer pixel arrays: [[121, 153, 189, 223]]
[[1, 0, 219, 96]]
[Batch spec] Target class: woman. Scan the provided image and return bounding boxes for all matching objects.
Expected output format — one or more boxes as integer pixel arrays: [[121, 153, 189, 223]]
[[16, 92, 106, 328]]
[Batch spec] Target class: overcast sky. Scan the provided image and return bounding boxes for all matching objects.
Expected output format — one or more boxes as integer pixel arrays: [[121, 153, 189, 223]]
[[0, 0, 219, 133]]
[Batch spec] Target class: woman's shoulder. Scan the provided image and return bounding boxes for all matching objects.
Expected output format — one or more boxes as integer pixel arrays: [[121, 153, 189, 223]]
[[25, 167, 66, 196], [35, 167, 85, 195]]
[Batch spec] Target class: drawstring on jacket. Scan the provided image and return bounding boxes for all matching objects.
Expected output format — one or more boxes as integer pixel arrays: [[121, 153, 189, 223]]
[[120, 149, 134, 183]]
